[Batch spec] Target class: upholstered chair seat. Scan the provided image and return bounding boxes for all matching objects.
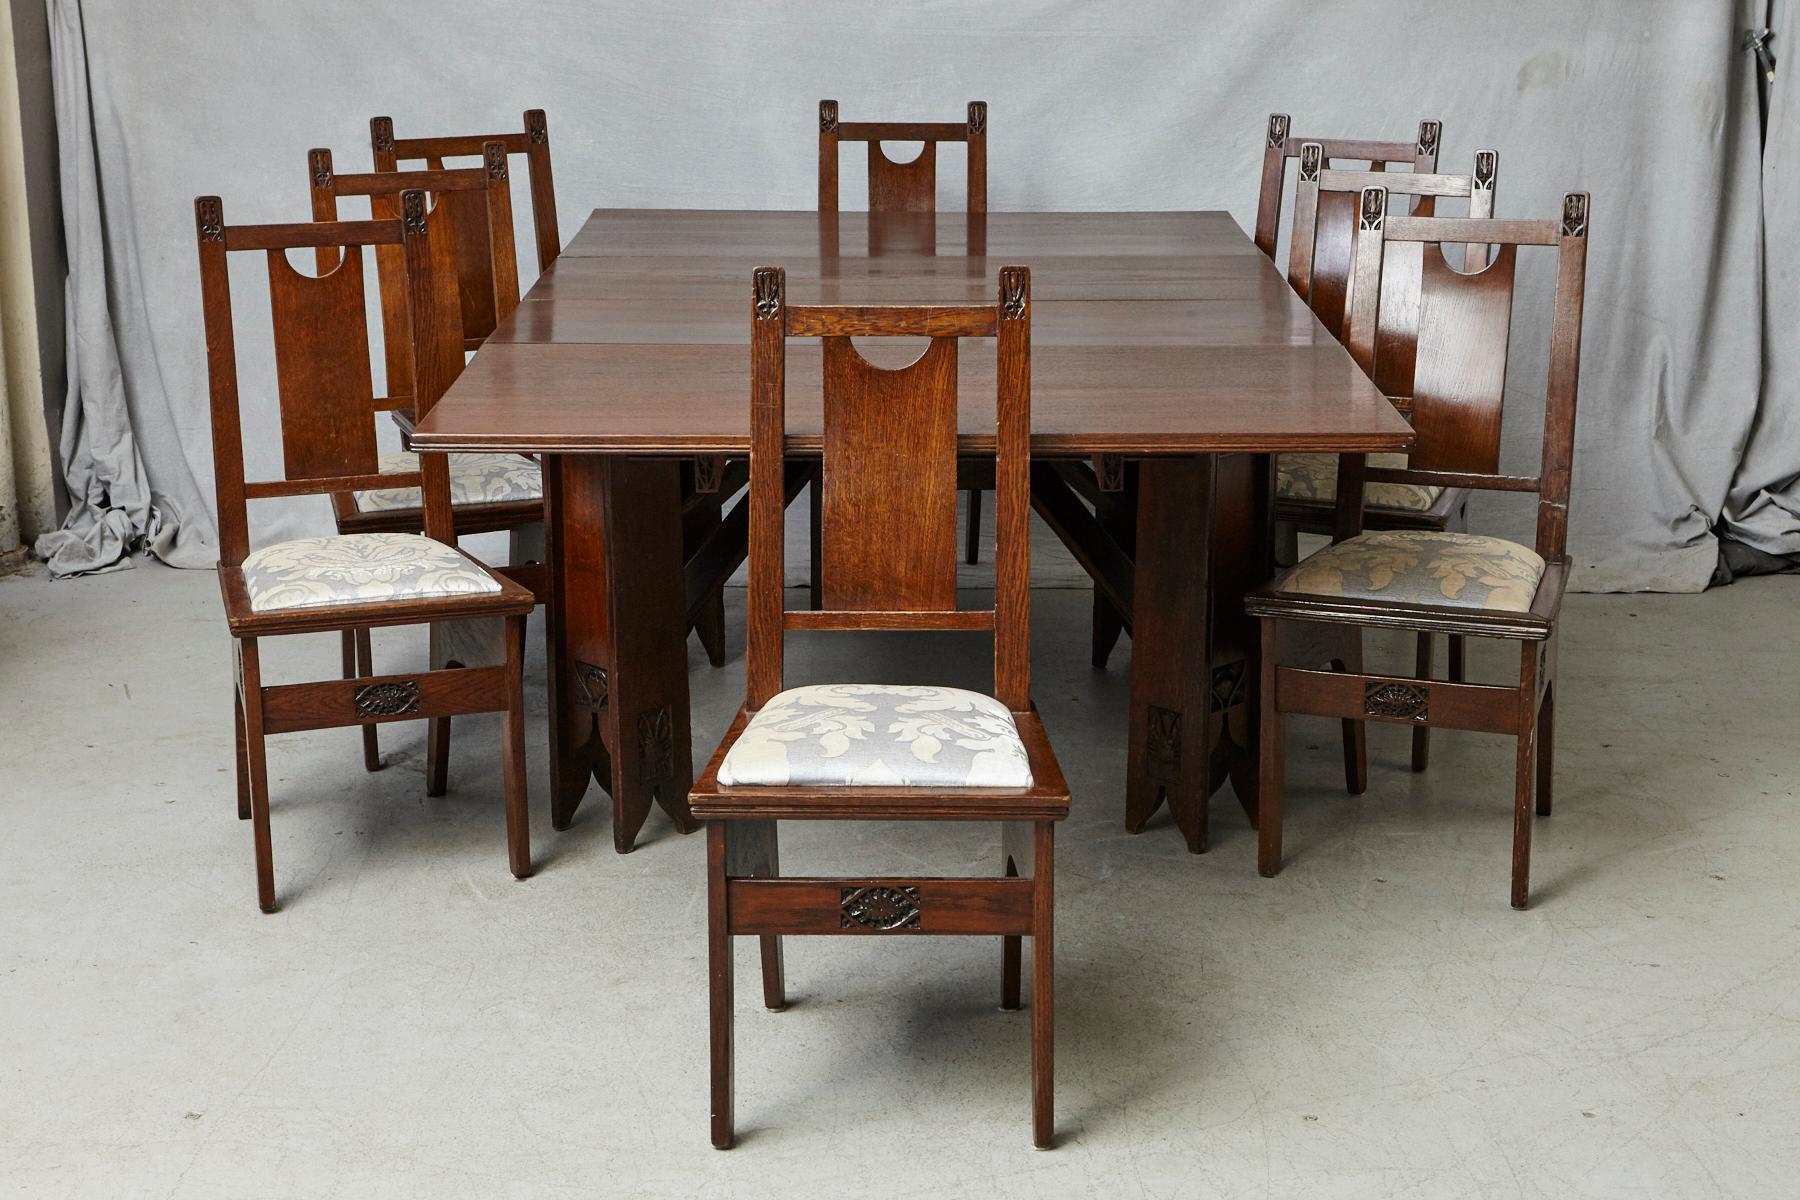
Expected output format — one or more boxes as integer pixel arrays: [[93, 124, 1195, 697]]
[[240, 532, 503, 613], [1276, 452, 1444, 512], [353, 451, 542, 513], [716, 683, 1034, 788], [1275, 530, 1545, 612]]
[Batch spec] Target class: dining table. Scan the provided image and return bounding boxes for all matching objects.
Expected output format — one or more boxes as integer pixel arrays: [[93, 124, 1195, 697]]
[[410, 207, 1414, 857]]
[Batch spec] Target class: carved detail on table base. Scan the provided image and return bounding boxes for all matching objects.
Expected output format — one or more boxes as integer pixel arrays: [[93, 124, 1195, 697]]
[[1146, 704, 1181, 781], [638, 704, 675, 782]]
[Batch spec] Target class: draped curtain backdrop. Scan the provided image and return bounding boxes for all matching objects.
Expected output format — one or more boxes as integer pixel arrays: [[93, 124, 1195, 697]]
[[34, 0, 1800, 590]]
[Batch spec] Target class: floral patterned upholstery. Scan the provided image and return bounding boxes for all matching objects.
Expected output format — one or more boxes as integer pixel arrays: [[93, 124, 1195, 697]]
[[240, 533, 503, 613], [353, 452, 542, 514], [1276, 452, 1443, 512], [1275, 530, 1546, 612], [717, 684, 1034, 788]]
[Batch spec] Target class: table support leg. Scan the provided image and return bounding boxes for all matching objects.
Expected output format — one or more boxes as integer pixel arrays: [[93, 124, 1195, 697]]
[[1125, 457, 1215, 851], [1124, 454, 1269, 851], [546, 454, 698, 850]]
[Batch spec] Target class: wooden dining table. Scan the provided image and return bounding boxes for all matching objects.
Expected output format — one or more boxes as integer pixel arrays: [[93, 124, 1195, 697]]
[[411, 208, 1413, 857]]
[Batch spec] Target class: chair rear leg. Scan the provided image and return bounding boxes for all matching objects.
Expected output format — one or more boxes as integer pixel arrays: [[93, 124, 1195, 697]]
[[502, 615, 532, 879], [696, 590, 727, 668], [1273, 519, 1299, 567], [1410, 633, 1434, 772], [749, 821, 785, 1011], [1090, 590, 1124, 669], [708, 822, 735, 1149], [240, 638, 276, 913], [1258, 618, 1287, 877], [352, 628, 380, 770], [425, 632, 466, 800], [234, 685, 251, 821], [1448, 634, 1466, 683], [965, 488, 982, 564], [1536, 681, 1555, 817], [1332, 636, 1368, 795], [1031, 821, 1055, 1149], [1001, 835, 1023, 1010], [426, 709, 453, 797]]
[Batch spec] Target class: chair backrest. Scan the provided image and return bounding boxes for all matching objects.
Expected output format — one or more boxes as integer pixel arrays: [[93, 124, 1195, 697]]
[[1289, 146, 1498, 395], [369, 109, 561, 274], [745, 265, 1031, 713], [818, 100, 988, 214], [1254, 113, 1442, 335], [194, 191, 457, 567], [308, 145, 517, 384], [1339, 187, 1590, 562]]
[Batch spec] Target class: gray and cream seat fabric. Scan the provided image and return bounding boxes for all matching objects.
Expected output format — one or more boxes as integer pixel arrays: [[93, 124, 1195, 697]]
[[1274, 530, 1545, 612], [239, 532, 503, 614], [352, 451, 542, 514], [716, 684, 1034, 788], [1275, 452, 1443, 513]]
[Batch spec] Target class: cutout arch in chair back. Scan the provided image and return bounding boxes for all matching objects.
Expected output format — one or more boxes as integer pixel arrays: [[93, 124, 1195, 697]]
[[745, 265, 1032, 712], [818, 100, 989, 215]]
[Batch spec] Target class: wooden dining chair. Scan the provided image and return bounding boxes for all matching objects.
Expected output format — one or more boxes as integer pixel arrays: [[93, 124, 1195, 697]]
[[1246, 187, 1590, 909], [307, 146, 548, 789], [690, 265, 1068, 1149], [195, 191, 536, 912], [1275, 147, 1500, 771], [818, 99, 992, 572]]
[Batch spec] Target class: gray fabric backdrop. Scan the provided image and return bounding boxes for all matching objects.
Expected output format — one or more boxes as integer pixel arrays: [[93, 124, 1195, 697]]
[[36, 0, 1799, 590]]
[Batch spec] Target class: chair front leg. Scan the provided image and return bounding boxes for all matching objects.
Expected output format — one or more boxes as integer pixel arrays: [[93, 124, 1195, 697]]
[[1030, 820, 1055, 1150], [239, 638, 276, 913], [1511, 640, 1540, 909], [707, 821, 735, 1149]]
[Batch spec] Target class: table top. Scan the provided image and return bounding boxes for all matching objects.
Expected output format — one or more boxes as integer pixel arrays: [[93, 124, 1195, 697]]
[[413, 209, 1413, 457]]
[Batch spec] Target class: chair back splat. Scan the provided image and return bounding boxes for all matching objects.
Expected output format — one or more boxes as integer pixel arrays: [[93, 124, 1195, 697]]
[[1340, 187, 1590, 563], [745, 265, 1031, 712]]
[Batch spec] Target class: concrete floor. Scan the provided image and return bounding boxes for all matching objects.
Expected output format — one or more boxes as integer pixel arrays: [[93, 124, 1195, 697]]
[[2, 561, 1796, 1198]]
